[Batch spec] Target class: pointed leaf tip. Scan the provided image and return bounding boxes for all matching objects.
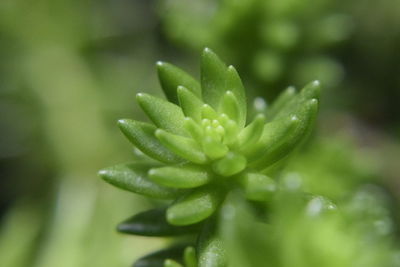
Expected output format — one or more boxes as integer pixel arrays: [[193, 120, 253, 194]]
[[117, 119, 183, 164], [136, 93, 186, 135], [250, 99, 319, 169], [157, 61, 201, 104], [201, 48, 228, 109], [99, 163, 181, 199], [226, 65, 246, 127], [219, 90, 241, 124], [300, 80, 321, 100], [177, 86, 204, 122], [201, 104, 218, 120], [238, 113, 265, 147], [244, 115, 299, 161], [203, 47, 213, 54]]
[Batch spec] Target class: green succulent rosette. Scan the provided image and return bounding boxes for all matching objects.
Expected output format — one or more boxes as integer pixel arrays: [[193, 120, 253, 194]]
[[99, 48, 320, 266]]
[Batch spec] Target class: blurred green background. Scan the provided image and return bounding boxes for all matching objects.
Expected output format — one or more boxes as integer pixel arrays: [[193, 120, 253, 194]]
[[0, 0, 399, 266]]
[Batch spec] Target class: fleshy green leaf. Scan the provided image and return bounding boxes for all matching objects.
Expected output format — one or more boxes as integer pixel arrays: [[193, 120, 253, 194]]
[[273, 80, 320, 119], [238, 114, 266, 148], [118, 119, 183, 164], [134, 244, 189, 267], [265, 86, 296, 121], [167, 187, 222, 226], [201, 104, 219, 120], [201, 48, 227, 109], [198, 221, 227, 267], [117, 208, 199, 236], [156, 129, 207, 164], [164, 259, 183, 267], [239, 173, 277, 201], [212, 152, 247, 177], [177, 86, 204, 122], [219, 193, 270, 267], [225, 65, 247, 128], [300, 80, 321, 100], [136, 93, 186, 135], [202, 136, 229, 160], [183, 247, 197, 267], [251, 99, 319, 169], [183, 117, 203, 143], [243, 116, 299, 161], [99, 163, 181, 199], [220, 119, 239, 145], [157, 61, 201, 104], [301, 98, 320, 139], [149, 164, 211, 189], [219, 91, 240, 124]]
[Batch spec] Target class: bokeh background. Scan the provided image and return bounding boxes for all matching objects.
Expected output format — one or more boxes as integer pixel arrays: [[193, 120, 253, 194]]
[[0, 0, 399, 266]]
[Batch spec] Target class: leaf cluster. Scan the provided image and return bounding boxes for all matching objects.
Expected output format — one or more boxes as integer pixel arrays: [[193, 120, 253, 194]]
[[99, 48, 320, 266]]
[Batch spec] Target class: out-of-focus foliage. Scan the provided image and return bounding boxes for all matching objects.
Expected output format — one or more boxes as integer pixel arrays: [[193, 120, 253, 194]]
[[0, 0, 168, 266], [288, 135, 380, 200], [159, 0, 352, 99], [339, 0, 400, 128], [220, 186, 400, 267]]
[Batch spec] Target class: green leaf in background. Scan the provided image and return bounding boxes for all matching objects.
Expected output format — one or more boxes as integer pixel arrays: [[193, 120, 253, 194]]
[[219, 193, 274, 267], [133, 244, 189, 267], [117, 208, 200, 236], [163, 259, 183, 267], [198, 220, 227, 267], [183, 247, 197, 267], [239, 172, 277, 201], [162, 246, 198, 267]]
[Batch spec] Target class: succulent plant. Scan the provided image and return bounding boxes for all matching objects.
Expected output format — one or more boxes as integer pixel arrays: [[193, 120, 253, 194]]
[[99, 48, 320, 266]]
